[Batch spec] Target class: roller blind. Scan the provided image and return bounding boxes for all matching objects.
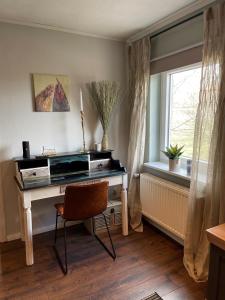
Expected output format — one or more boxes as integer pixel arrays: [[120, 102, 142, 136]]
[[150, 14, 203, 74], [151, 45, 202, 74]]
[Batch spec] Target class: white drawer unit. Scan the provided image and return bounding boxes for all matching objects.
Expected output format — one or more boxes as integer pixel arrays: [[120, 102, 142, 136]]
[[90, 158, 111, 171], [20, 167, 50, 180]]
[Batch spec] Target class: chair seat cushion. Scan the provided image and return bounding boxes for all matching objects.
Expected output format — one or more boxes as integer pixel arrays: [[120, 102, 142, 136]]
[[55, 203, 64, 216]]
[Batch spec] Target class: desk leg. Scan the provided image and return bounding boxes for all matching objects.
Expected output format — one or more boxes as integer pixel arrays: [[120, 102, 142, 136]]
[[17, 193, 25, 241], [23, 192, 34, 266], [121, 174, 128, 236]]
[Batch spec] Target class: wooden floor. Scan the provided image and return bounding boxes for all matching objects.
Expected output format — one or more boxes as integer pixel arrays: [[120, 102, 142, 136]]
[[0, 223, 206, 300]]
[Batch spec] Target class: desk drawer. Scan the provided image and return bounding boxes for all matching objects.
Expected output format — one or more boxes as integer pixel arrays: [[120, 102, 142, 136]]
[[59, 176, 123, 194], [59, 179, 101, 194], [29, 175, 124, 201], [21, 167, 50, 179]]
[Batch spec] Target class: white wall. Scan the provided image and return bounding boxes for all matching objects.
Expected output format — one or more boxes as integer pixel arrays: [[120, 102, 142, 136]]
[[0, 22, 128, 240]]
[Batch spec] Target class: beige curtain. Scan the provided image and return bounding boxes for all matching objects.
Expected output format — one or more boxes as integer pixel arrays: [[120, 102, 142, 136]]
[[127, 37, 151, 232], [184, 3, 225, 282]]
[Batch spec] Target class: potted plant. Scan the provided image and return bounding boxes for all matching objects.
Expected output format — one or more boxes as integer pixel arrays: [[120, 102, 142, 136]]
[[162, 144, 184, 172], [86, 80, 120, 150]]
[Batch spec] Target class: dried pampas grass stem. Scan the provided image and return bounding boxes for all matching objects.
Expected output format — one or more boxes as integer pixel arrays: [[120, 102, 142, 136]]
[[86, 80, 120, 150]]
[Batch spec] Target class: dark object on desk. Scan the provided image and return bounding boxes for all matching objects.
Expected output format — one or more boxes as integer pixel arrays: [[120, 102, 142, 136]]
[[53, 181, 116, 274], [207, 224, 225, 300], [22, 141, 30, 159]]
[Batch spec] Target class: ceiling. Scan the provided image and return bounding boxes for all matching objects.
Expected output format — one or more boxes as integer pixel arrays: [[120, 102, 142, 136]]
[[0, 0, 199, 40]]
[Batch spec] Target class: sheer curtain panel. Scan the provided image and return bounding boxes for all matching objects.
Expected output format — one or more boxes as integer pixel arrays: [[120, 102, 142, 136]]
[[127, 37, 151, 232], [184, 3, 225, 282]]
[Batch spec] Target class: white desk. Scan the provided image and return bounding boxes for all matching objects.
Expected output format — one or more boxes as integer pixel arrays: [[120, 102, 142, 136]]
[[16, 173, 128, 266]]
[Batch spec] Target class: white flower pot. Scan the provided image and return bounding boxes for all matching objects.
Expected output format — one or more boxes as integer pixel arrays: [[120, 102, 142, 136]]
[[169, 159, 180, 172]]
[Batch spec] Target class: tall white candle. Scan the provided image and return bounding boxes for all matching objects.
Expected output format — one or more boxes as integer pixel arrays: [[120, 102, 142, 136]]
[[80, 89, 83, 112]]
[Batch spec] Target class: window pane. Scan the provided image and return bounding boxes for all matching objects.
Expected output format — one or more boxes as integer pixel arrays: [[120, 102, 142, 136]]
[[169, 66, 201, 158]]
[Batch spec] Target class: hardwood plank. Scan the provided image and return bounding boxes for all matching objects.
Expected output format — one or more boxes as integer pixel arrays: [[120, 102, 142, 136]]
[[0, 223, 206, 300]]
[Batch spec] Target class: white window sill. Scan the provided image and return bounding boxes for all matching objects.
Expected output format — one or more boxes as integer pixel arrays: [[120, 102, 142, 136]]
[[143, 161, 191, 185]]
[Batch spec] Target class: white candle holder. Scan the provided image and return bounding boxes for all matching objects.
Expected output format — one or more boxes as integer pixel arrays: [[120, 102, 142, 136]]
[[80, 110, 86, 153]]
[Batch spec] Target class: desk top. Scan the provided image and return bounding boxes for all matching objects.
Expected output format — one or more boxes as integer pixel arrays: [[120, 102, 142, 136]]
[[207, 224, 225, 252], [13, 150, 114, 161], [15, 169, 126, 191]]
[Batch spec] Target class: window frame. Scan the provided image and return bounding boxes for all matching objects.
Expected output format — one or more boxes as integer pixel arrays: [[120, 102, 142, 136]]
[[160, 62, 202, 168]]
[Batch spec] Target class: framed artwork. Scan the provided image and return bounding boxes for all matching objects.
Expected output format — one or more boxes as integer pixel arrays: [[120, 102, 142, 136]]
[[33, 73, 70, 112]]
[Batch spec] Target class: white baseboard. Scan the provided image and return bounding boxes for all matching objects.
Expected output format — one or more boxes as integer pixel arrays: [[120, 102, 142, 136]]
[[6, 233, 21, 241], [32, 220, 81, 235], [6, 221, 82, 242]]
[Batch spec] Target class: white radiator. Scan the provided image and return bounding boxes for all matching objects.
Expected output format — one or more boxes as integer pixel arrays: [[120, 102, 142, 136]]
[[140, 173, 189, 240]]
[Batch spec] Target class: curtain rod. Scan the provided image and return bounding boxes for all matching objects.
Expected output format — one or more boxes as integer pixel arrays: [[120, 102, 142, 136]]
[[150, 11, 203, 39]]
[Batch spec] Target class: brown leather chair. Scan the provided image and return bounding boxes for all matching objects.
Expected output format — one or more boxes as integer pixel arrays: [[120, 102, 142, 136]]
[[53, 181, 116, 274]]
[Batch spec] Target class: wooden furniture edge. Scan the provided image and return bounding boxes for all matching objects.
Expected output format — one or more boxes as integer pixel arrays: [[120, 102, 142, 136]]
[[206, 223, 225, 252]]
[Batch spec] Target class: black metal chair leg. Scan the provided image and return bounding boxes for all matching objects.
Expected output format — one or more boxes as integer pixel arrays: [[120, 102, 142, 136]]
[[53, 220, 68, 274], [92, 215, 116, 260], [64, 221, 68, 274], [103, 213, 116, 259], [54, 212, 59, 244], [54, 214, 116, 275]]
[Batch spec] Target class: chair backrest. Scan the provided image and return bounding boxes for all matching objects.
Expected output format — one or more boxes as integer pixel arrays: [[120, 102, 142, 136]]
[[63, 181, 109, 220]]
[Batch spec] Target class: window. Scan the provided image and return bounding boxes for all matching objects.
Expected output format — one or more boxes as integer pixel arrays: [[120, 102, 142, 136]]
[[161, 64, 202, 160]]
